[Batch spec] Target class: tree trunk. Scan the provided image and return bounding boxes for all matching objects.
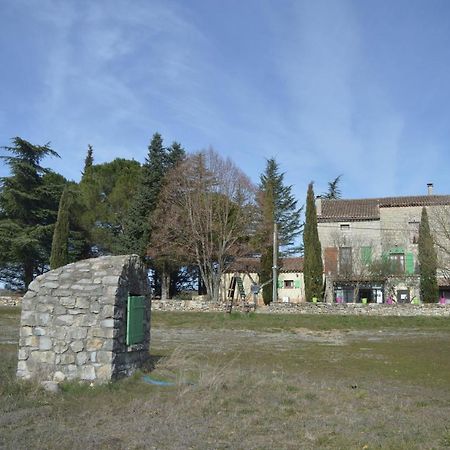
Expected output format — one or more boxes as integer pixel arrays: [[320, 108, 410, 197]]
[[24, 261, 34, 291], [160, 264, 169, 300]]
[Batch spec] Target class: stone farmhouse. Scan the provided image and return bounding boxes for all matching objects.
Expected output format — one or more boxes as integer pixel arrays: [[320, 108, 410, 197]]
[[316, 185, 450, 304], [221, 257, 304, 305]]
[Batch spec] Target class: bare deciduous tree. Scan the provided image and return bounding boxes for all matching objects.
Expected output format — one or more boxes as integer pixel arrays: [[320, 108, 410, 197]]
[[430, 205, 450, 283], [149, 149, 256, 302]]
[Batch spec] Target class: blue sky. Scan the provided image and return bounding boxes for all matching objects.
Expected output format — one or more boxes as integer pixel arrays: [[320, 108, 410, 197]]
[[1, 0, 450, 203]]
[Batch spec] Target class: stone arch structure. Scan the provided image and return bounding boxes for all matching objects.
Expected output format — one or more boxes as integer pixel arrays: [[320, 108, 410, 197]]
[[17, 255, 150, 384]]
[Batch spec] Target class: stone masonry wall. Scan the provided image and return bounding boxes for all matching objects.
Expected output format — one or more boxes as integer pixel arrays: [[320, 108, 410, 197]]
[[17, 255, 150, 384], [153, 299, 450, 317]]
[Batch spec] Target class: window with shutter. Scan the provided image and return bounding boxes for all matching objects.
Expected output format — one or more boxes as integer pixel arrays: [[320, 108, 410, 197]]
[[405, 253, 414, 274], [361, 247, 372, 265], [126, 295, 146, 346]]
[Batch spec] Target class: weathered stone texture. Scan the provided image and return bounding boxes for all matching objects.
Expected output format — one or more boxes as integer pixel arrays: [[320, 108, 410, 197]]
[[17, 255, 150, 384], [152, 299, 450, 316]]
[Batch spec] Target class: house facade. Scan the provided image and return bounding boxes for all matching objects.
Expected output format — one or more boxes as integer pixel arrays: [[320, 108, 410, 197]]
[[221, 257, 305, 305], [317, 186, 450, 304]]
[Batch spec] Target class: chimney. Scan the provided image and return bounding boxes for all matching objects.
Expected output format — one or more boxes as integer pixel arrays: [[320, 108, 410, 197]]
[[315, 197, 322, 216], [427, 183, 433, 196]]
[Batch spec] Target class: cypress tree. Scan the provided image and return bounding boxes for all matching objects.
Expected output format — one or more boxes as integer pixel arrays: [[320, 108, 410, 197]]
[[303, 182, 323, 301], [50, 186, 71, 269], [83, 145, 94, 175], [257, 158, 302, 304], [418, 206, 439, 303]]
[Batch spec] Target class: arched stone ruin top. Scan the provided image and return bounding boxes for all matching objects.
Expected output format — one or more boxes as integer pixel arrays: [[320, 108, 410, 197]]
[[17, 255, 151, 384]]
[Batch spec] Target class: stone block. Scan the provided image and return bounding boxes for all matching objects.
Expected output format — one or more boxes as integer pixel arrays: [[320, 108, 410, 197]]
[[35, 313, 50, 326], [20, 326, 33, 337], [38, 336, 52, 350], [101, 340, 114, 351], [90, 351, 97, 362], [76, 352, 88, 365], [67, 308, 84, 315], [30, 351, 55, 365], [96, 351, 112, 364], [100, 305, 114, 318], [43, 281, 59, 289], [37, 303, 54, 313], [90, 327, 114, 339], [70, 341, 84, 353], [53, 371, 66, 383], [80, 315, 97, 327], [60, 352, 75, 364], [25, 336, 39, 348], [103, 276, 119, 285], [96, 364, 112, 380], [21, 311, 37, 326], [71, 284, 103, 292], [21, 298, 34, 309], [17, 360, 30, 374], [18, 348, 29, 360], [66, 364, 78, 379], [80, 365, 96, 381], [54, 342, 69, 354], [100, 319, 114, 328], [53, 327, 68, 340], [60, 297, 75, 307], [75, 297, 91, 309], [54, 305, 67, 315], [90, 301, 101, 313], [68, 327, 88, 340], [86, 338, 104, 351], [55, 315, 74, 326], [34, 327, 46, 336]]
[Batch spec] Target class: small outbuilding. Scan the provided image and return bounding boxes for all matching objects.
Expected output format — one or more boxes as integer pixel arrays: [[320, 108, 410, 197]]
[[17, 255, 150, 384]]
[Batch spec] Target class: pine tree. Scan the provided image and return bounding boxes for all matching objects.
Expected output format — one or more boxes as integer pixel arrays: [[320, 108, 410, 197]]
[[322, 175, 342, 199], [418, 207, 439, 303], [303, 182, 323, 301], [122, 133, 185, 258], [50, 186, 71, 269], [257, 158, 302, 304], [0, 137, 63, 289]]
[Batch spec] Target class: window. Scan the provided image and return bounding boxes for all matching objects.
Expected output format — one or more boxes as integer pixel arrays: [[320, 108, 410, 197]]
[[340, 224, 350, 231], [361, 246, 372, 265], [389, 253, 405, 274], [339, 247, 352, 275], [284, 280, 294, 289]]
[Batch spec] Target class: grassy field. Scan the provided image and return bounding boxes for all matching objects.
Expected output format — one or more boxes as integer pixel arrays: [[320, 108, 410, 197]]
[[1, 307, 450, 449]]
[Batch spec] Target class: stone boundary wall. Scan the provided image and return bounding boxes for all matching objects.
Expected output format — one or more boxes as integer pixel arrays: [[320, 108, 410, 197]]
[[153, 299, 450, 317], [6, 296, 450, 317], [0, 296, 22, 307]]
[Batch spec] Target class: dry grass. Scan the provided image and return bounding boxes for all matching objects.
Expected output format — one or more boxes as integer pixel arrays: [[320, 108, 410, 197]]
[[1, 307, 450, 449]]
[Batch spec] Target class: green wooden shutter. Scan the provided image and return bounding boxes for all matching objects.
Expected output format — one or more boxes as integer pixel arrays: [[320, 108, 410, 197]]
[[278, 279, 283, 289], [405, 253, 414, 274], [126, 295, 146, 346], [361, 247, 372, 265], [294, 279, 301, 289]]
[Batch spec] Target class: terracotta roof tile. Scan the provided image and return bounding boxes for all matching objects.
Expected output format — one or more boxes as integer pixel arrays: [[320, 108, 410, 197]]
[[318, 195, 450, 222]]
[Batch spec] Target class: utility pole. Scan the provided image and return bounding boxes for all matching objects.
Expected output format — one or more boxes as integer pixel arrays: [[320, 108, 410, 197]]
[[272, 222, 278, 303]]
